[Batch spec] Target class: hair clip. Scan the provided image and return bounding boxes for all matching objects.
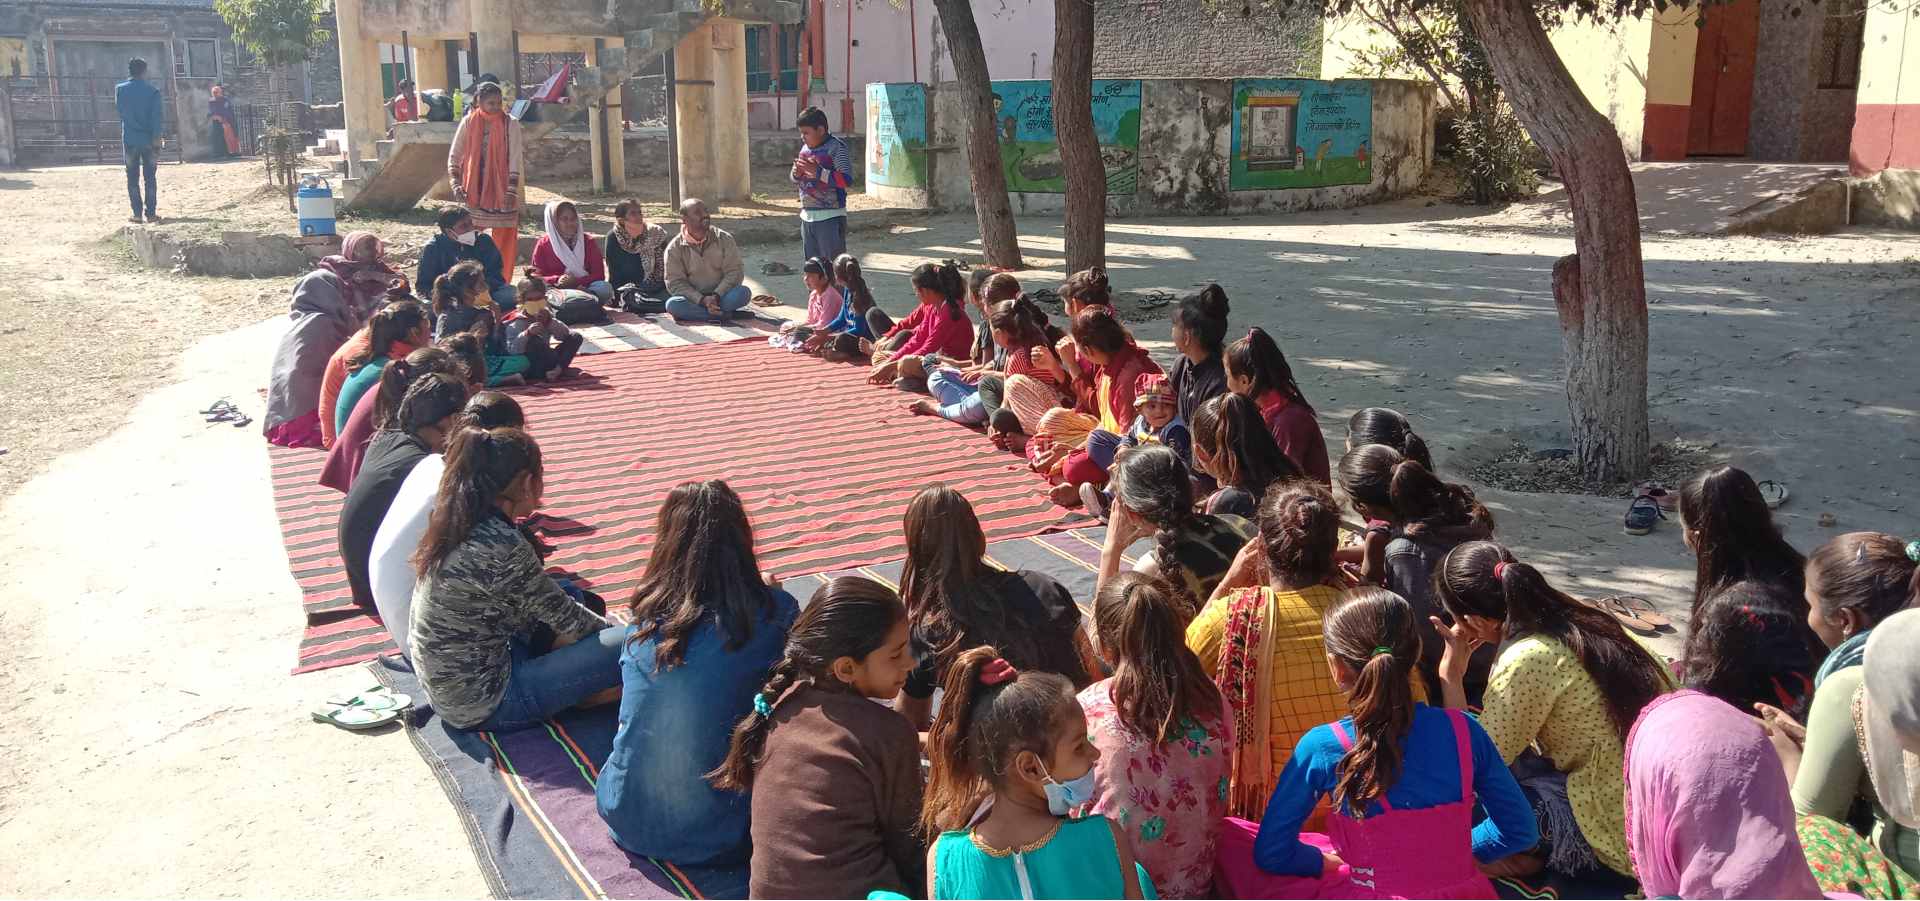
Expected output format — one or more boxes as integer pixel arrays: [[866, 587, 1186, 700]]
[[1371, 646, 1393, 657], [753, 694, 773, 717], [980, 657, 1018, 686], [1907, 540, 1920, 564], [1493, 562, 1509, 580]]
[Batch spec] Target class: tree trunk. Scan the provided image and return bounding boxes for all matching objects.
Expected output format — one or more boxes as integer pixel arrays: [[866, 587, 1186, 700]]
[[1460, 0, 1649, 482], [1052, 0, 1103, 273], [929, 0, 1023, 269]]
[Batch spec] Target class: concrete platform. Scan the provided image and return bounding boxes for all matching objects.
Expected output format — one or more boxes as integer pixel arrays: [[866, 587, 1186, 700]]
[[1536, 161, 1850, 234]]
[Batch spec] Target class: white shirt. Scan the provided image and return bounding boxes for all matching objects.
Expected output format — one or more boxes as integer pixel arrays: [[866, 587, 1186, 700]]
[[369, 453, 446, 657]]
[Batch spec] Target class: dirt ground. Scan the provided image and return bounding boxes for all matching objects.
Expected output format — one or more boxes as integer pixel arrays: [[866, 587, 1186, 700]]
[[0, 158, 1916, 896]]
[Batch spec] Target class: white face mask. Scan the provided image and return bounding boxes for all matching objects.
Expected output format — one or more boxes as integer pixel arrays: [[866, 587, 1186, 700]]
[[452, 230, 477, 246]]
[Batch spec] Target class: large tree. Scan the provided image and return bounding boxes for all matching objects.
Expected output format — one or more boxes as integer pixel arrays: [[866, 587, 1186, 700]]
[[1270, 0, 1650, 481], [930, 0, 1023, 269], [1053, 0, 1104, 273]]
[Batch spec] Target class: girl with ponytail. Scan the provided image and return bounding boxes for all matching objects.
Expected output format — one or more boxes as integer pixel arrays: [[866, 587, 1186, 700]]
[[335, 300, 430, 433], [318, 296, 422, 448], [1169, 284, 1231, 431], [1029, 307, 1162, 484], [924, 645, 1153, 899], [407, 425, 624, 734], [1078, 573, 1232, 898], [319, 345, 461, 493], [597, 480, 800, 867], [866, 260, 975, 389], [432, 259, 530, 387], [1226, 326, 1329, 483], [1097, 444, 1253, 616], [1432, 541, 1671, 885], [706, 576, 925, 899], [1337, 442, 1494, 696], [1189, 393, 1302, 517], [1213, 588, 1535, 899]]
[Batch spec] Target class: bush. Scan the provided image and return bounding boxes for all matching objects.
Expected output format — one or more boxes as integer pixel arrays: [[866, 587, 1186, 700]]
[[1450, 103, 1540, 205]]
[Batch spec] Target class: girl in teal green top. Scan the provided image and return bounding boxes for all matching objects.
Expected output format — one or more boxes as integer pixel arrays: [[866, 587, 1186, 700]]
[[922, 647, 1156, 900]]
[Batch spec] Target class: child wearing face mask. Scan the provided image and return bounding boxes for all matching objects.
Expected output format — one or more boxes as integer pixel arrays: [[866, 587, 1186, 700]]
[[921, 646, 1155, 900]]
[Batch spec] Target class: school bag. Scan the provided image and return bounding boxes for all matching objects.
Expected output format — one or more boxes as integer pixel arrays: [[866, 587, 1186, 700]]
[[553, 291, 609, 325], [420, 90, 454, 122]]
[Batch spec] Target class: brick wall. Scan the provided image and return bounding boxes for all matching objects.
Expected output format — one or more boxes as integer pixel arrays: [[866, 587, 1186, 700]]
[[306, 13, 343, 105], [1091, 0, 1325, 79]]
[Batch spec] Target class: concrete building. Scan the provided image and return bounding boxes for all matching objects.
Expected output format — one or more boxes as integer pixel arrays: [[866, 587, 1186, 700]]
[[1324, 0, 1875, 166], [744, 0, 1055, 134], [0, 0, 333, 163], [332, 0, 801, 212]]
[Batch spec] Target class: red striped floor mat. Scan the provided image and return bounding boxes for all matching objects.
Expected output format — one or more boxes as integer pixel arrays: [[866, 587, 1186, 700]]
[[271, 340, 1074, 673]]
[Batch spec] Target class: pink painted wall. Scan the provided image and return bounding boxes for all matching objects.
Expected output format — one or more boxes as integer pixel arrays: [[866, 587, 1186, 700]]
[[748, 0, 1055, 133]]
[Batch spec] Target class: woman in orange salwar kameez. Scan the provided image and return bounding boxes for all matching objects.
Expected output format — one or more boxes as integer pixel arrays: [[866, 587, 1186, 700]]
[[447, 82, 524, 282]]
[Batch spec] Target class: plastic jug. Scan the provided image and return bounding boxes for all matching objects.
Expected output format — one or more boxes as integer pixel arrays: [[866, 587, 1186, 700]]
[[296, 175, 336, 237]]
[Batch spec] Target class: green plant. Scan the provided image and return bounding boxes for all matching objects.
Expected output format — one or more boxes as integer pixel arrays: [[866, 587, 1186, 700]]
[[1339, 0, 1542, 204]]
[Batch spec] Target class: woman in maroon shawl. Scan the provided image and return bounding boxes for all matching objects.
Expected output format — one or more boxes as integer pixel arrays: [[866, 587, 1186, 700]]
[[263, 232, 399, 447]]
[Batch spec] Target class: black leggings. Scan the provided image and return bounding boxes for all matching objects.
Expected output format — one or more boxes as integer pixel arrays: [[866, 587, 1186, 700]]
[[525, 330, 585, 380]]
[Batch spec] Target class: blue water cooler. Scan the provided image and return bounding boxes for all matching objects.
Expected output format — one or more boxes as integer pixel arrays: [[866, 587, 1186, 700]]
[[297, 174, 337, 237]]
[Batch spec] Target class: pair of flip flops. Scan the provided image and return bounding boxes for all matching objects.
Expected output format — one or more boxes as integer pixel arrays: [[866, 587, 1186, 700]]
[[201, 399, 252, 429], [311, 686, 412, 731], [1587, 594, 1673, 636]]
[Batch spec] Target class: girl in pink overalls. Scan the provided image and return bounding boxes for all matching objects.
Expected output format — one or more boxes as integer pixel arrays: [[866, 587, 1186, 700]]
[[1213, 588, 1540, 899]]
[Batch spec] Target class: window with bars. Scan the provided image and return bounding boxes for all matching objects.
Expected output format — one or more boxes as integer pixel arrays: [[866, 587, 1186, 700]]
[[174, 38, 218, 77], [1816, 0, 1865, 89], [745, 24, 802, 93]]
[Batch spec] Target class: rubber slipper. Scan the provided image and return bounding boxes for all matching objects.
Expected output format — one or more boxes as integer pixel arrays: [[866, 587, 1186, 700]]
[[1624, 496, 1665, 535], [323, 687, 411, 712], [1603, 593, 1672, 629], [1757, 480, 1789, 509], [1588, 596, 1662, 636], [312, 703, 403, 731]]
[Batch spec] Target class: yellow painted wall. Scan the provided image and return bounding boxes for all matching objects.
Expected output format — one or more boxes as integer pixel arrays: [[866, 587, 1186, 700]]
[[1855, 0, 1917, 106], [1644, 6, 1698, 107], [1320, 13, 1654, 158], [1547, 15, 1651, 157]]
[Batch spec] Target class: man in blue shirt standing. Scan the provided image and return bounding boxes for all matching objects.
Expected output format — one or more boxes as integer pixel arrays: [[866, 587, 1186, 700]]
[[115, 57, 164, 223], [790, 106, 851, 267]]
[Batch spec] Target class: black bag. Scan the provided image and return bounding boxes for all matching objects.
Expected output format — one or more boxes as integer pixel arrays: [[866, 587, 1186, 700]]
[[554, 292, 609, 325], [617, 284, 665, 314], [420, 90, 454, 122]]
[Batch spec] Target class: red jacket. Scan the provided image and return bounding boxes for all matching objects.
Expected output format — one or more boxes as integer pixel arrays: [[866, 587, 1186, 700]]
[[1087, 344, 1162, 427], [530, 235, 606, 286]]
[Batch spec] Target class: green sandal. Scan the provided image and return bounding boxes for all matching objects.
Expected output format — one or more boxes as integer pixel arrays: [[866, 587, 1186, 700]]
[[312, 689, 412, 732]]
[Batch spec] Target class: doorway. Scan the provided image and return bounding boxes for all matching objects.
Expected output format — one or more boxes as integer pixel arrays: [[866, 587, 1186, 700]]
[[1687, 0, 1759, 156]]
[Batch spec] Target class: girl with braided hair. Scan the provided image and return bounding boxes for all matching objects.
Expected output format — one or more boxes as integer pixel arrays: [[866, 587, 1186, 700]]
[[1096, 444, 1252, 617], [707, 576, 924, 899], [1214, 588, 1535, 898], [597, 480, 799, 867]]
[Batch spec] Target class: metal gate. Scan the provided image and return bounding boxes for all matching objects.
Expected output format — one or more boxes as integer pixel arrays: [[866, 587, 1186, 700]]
[[5, 74, 185, 167]]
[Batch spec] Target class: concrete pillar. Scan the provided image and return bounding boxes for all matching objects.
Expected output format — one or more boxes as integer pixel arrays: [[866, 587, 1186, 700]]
[[597, 38, 628, 193], [414, 41, 450, 93], [673, 20, 751, 202], [473, 0, 515, 96], [334, 0, 388, 177], [588, 86, 609, 192]]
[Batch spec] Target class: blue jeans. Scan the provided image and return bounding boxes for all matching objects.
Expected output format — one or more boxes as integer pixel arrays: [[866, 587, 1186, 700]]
[[801, 214, 846, 266], [472, 624, 628, 732], [582, 280, 612, 303], [1085, 429, 1127, 470], [125, 144, 157, 217], [664, 284, 752, 321], [928, 367, 987, 424]]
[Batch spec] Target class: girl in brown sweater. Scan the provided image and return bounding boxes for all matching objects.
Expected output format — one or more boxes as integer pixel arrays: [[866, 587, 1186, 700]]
[[708, 577, 925, 899]]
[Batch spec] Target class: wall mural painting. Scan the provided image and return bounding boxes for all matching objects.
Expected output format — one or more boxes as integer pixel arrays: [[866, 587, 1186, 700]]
[[1229, 79, 1374, 190], [988, 78, 1142, 195], [866, 82, 930, 189]]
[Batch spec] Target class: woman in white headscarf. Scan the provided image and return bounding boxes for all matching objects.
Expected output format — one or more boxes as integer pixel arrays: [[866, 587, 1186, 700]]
[[529, 199, 610, 303]]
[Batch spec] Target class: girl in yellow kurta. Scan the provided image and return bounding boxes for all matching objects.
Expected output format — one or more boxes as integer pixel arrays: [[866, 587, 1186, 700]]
[[447, 82, 524, 282], [1431, 540, 1673, 885]]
